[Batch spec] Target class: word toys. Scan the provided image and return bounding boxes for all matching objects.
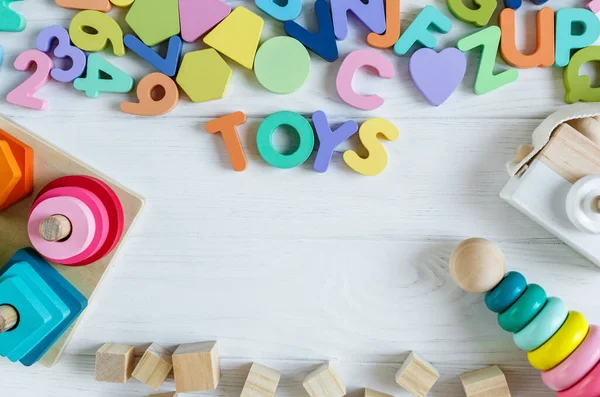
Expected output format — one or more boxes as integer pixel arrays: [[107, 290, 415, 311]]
[[207, 110, 399, 176]]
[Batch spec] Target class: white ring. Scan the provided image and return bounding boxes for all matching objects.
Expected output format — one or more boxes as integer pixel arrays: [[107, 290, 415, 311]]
[[566, 175, 600, 234]]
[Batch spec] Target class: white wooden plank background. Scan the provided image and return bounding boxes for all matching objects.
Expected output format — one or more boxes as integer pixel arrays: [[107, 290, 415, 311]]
[[0, 0, 599, 396]]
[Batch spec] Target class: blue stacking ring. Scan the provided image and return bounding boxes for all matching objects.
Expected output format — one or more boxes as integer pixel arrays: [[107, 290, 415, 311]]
[[485, 271, 527, 313]]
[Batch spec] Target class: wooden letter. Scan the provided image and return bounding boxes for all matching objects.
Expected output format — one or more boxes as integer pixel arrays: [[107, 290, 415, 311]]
[[500, 8, 555, 68], [206, 112, 248, 171]]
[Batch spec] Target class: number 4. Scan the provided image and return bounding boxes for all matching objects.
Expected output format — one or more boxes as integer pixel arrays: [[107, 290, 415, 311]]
[[74, 53, 133, 98]]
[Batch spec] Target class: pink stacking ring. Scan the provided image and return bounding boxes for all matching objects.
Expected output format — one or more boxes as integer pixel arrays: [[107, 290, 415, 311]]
[[32, 186, 109, 266], [557, 359, 600, 397], [28, 196, 96, 261], [542, 325, 600, 391]]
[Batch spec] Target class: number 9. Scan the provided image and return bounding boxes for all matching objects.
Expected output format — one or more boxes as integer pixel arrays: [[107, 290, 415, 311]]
[[69, 10, 125, 56]]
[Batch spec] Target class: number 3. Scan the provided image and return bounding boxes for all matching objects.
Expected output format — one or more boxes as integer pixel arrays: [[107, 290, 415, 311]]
[[36, 25, 87, 83], [7, 50, 54, 110]]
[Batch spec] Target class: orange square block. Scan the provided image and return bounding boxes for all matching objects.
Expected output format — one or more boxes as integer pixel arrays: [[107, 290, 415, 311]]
[[0, 129, 34, 211]]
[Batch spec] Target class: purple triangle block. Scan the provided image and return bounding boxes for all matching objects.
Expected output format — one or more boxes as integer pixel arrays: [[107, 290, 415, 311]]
[[179, 0, 231, 43]]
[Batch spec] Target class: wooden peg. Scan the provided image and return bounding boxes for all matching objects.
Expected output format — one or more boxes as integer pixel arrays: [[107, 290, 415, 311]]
[[39, 215, 72, 242], [0, 305, 18, 333]]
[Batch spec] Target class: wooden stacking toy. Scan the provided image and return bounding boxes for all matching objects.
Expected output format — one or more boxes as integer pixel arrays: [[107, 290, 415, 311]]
[[450, 238, 600, 396], [28, 176, 124, 267], [0, 116, 144, 367], [0, 248, 87, 366]]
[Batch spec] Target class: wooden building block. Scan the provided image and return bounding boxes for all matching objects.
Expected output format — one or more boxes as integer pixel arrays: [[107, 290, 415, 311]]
[[149, 393, 177, 397], [95, 343, 135, 383], [303, 362, 346, 397], [395, 352, 439, 397], [364, 388, 392, 397], [132, 343, 173, 390], [460, 366, 511, 397], [172, 341, 220, 392], [240, 363, 281, 397]]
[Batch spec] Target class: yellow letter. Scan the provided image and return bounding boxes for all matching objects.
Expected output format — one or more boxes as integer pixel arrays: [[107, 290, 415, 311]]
[[343, 118, 399, 176]]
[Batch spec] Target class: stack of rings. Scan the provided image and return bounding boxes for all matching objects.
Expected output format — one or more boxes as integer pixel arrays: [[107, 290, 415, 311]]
[[485, 271, 600, 396], [27, 176, 124, 267]]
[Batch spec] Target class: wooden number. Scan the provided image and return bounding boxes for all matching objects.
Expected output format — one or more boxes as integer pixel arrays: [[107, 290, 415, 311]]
[[7, 50, 54, 110], [120, 72, 179, 116], [69, 10, 125, 56], [74, 53, 133, 98], [36, 25, 87, 83]]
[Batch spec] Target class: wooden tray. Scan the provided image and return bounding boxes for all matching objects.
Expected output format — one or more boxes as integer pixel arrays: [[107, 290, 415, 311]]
[[0, 115, 144, 367]]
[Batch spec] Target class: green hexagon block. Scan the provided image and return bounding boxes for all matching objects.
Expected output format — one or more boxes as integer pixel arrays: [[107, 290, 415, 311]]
[[176, 49, 232, 103], [125, 0, 180, 47]]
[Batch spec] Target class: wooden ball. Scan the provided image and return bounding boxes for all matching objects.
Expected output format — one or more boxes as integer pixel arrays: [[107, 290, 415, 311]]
[[449, 238, 506, 293]]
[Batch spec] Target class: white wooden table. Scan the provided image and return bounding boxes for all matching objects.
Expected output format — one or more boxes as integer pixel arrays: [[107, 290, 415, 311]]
[[1, 1, 598, 396]]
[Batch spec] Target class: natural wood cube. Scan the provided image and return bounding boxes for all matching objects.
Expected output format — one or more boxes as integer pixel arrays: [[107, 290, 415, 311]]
[[240, 363, 281, 397], [364, 388, 392, 397], [395, 352, 439, 397], [460, 366, 512, 397], [303, 362, 346, 397], [95, 343, 135, 383], [132, 343, 173, 390], [149, 393, 177, 397], [172, 341, 220, 392]]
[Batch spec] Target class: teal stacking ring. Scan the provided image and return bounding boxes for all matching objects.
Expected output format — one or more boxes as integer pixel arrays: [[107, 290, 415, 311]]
[[485, 271, 527, 313], [513, 297, 569, 351], [498, 284, 547, 333]]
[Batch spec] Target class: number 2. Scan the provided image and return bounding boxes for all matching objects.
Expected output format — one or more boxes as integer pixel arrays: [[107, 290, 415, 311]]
[[6, 50, 54, 111]]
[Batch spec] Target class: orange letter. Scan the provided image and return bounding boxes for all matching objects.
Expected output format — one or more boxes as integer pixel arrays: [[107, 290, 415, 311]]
[[500, 7, 555, 68], [367, 0, 401, 49], [206, 112, 248, 172]]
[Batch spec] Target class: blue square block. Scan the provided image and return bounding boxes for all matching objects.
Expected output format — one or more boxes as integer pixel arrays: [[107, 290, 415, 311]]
[[0, 262, 70, 361], [0, 276, 53, 360], [2, 249, 88, 366]]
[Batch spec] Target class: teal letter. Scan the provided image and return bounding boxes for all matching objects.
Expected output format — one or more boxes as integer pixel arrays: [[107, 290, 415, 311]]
[[394, 5, 452, 56]]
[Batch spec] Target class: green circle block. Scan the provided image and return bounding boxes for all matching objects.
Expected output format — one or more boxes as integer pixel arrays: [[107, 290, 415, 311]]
[[498, 284, 547, 333], [257, 111, 315, 169], [254, 36, 311, 94]]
